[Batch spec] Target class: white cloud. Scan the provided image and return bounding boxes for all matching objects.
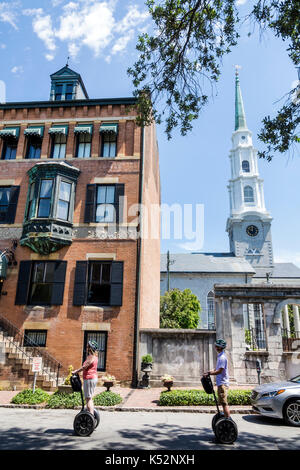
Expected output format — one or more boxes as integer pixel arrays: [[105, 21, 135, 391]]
[[11, 65, 24, 75], [23, 1, 149, 61], [0, 43, 6, 49], [274, 251, 300, 269], [236, 0, 248, 5], [0, 2, 19, 29]]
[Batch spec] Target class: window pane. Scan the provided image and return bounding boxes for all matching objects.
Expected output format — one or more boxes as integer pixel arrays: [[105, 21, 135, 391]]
[[88, 283, 110, 304], [101, 263, 111, 283], [24, 330, 47, 347], [0, 187, 10, 204], [40, 180, 53, 198], [38, 199, 51, 217], [59, 182, 71, 202], [29, 283, 52, 304], [33, 262, 45, 282], [106, 186, 115, 203], [3, 142, 17, 160], [57, 200, 69, 220], [96, 204, 115, 222], [44, 262, 55, 283], [91, 262, 101, 283]]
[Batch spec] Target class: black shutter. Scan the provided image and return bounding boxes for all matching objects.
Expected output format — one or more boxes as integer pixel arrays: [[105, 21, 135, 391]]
[[73, 261, 88, 306], [110, 261, 123, 306], [114, 184, 124, 224], [15, 261, 32, 305], [6, 186, 20, 224], [51, 261, 67, 305], [84, 184, 96, 223]]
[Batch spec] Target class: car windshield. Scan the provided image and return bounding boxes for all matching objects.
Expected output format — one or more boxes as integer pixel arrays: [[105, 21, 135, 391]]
[[289, 375, 300, 383]]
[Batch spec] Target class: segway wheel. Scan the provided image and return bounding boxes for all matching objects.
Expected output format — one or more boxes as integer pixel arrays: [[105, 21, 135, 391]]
[[214, 417, 238, 444], [212, 412, 224, 431], [74, 411, 95, 437], [94, 409, 100, 429]]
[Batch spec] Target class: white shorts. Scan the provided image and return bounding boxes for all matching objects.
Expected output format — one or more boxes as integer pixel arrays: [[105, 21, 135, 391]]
[[83, 378, 98, 399]]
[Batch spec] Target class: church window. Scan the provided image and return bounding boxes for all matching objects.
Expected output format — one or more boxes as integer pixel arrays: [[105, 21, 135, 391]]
[[242, 160, 250, 172], [207, 291, 215, 330], [244, 185, 254, 203], [244, 304, 266, 350]]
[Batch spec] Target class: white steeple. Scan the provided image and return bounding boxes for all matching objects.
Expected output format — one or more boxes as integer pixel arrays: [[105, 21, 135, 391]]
[[226, 68, 273, 271]]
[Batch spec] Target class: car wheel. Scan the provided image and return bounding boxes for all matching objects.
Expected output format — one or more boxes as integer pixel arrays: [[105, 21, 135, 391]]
[[283, 400, 300, 427]]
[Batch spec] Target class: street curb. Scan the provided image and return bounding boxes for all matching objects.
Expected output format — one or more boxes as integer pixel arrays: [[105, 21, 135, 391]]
[[0, 404, 255, 414]]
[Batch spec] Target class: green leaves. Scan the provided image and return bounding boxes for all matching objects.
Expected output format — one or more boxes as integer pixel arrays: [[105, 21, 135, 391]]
[[160, 288, 201, 329], [158, 389, 252, 406], [11, 388, 50, 405]]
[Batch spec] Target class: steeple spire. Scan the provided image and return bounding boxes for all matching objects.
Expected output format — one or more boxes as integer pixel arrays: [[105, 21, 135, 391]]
[[235, 66, 247, 131]]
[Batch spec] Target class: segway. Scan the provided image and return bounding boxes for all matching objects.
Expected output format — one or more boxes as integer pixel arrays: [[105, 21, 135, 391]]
[[201, 374, 238, 444], [70, 373, 100, 437]]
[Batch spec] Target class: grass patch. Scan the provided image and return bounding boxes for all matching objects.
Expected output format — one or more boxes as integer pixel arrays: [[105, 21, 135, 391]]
[[158, 389, 251, 406], [11, 388, 50, 405]]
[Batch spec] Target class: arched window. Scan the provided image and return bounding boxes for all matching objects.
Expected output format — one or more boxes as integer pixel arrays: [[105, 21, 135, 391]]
[[244, 185, 254, 203], [242, 160, 250, 172], [207, 291, 215, 330]]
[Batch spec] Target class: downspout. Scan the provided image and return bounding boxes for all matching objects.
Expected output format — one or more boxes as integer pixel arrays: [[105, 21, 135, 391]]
[[132, 125, 145, 388]]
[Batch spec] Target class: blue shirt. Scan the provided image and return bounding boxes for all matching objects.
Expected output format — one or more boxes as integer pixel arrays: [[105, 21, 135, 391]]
[[216, 351, 229, 386]]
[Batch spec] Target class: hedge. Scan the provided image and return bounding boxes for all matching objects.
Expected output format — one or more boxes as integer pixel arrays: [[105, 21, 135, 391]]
[[46, 390, 123, 408], [11, 388, 50, 405], [158, 389, 251, 406]]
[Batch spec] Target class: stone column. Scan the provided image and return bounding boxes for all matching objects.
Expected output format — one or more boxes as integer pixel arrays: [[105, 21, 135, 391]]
[[283, 305, 290, 337], [293, 305, 300, 336]]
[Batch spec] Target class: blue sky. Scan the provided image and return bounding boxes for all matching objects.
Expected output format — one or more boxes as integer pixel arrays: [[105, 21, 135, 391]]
[[0, 0, 299, 266]]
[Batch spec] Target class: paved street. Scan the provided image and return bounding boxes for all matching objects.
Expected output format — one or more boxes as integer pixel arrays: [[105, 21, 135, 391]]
[[0, 408, 299, 451]]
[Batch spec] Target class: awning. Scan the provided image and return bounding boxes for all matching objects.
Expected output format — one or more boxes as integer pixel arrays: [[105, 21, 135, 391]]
[[0, 127, 20, 139], [48, 125, 69, 135], [0, 253, 8, 279], [24, 126, 44, 137], [74, 124, 93, 134], [99, 123, 118, 134]]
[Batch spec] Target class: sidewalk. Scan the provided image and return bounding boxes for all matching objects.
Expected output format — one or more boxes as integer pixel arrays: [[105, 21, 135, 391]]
[[0, 385, 255, 413]]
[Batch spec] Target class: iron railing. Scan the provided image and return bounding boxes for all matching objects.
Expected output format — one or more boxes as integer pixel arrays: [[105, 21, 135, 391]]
[[245, 327, 267, 350], [281, 328, 300, 352], [0, 314, 63, 386]]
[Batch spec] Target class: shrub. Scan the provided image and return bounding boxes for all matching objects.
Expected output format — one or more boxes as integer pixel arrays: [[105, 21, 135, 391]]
[[94, 391, 122, 406], [11, 388, 50, 405], [158, 389, 251, 406], [46, 391, 82, 409], [141, 354, 153, 364], [64, 365, 74, 385]]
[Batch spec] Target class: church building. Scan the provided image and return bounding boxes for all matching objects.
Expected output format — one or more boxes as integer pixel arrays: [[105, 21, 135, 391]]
[[161, 70, 300, 340]]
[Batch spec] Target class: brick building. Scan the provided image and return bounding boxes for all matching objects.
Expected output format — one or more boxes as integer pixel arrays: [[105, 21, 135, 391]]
[[0, 65, 160, 387]]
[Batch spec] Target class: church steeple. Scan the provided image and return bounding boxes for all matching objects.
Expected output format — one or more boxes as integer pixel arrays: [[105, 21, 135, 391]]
[[226, 68, 274, 272], [235, 66, 247, 131]]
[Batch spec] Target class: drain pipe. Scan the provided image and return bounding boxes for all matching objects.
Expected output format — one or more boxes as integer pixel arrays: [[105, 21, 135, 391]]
[[132, 125, 145, 388]]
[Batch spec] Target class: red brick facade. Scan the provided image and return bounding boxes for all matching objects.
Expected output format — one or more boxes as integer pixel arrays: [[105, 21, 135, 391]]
[[0, 75, 160, 387]]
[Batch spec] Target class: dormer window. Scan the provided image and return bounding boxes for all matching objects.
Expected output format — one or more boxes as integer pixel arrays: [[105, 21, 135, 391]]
[[55, 84, 63, 101], [65, 83, 73, 100], [50, 66, 89, 101]]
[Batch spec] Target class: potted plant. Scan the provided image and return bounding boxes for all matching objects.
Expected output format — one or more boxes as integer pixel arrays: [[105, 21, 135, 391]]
[[58, 365, 74, 393], [101, 374, 115, 392], [161, 374, 174, 392], [141, 354, 153, 371]]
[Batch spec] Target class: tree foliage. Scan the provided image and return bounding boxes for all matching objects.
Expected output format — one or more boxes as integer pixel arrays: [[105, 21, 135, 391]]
[[160, 288, 201, 329], [128, 0, 300, 160]]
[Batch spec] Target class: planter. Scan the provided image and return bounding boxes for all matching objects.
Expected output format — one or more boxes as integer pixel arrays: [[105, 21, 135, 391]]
[[141, 362, 152, 371], [163, 380, 173, 392], [57, 385, 73, 394], [103, 381, 114, 392]]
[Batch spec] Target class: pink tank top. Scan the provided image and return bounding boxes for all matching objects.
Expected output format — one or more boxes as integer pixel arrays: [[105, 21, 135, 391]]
[[83, 355, 98, 380]]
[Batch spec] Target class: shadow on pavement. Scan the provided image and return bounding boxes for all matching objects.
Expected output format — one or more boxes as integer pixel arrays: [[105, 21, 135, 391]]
[[242, 414, 285, 427]]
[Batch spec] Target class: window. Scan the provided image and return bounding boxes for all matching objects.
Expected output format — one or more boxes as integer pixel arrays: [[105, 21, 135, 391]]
[[244, 185, 254, 204], [51, 133, 67, 159], [57, 181, 71, 220], [37, 180, 53, 218], [24, 330, 47, 347], [87, 262, 112, 305], [28, 261, 56, 305], [244, 303, 266, 350], [76, 132, 91, 158], [2, 138, 17, 160], [83, 331, 107, 371], [26, 183, 35, 220], [65, 83, 73, 100], [15, 260, 67, 306], [242, 160, 250, 172], [0, 187, 10, 222], [26, 136, 42, 159], [207, 291, 215, 330], [96, 185, 115, 223], [73, 260, 123, 307], [101, 132, 117, 157], [84, 184, 124, 224], [55, 84, 63, 101], [0, 186, 20, 224]]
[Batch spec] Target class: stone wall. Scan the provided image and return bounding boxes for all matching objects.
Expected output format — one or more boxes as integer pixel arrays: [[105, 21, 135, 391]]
[[140, 328, 216, 387]]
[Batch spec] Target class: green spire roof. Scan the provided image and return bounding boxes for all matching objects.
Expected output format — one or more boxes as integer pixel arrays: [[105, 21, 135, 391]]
[[235, 69, 247, 131]]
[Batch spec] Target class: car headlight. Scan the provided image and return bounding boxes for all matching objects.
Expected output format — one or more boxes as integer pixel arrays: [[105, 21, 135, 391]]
[[261, 389, 285, 398]]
